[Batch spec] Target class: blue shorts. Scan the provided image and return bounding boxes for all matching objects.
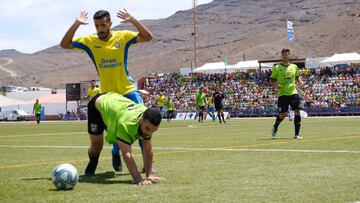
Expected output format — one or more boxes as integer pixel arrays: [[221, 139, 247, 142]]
[[208, 107, 215, 112], [159, 106, 165, 112], [124, 90, 143, 104]]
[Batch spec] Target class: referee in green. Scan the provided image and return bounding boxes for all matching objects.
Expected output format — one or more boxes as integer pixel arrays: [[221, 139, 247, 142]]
[[270, 49, 304, 139], [85, 92, 165, 185]]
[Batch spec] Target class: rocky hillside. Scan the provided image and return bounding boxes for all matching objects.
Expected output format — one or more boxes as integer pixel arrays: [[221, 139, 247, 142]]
[[1, 0, 359, 88]]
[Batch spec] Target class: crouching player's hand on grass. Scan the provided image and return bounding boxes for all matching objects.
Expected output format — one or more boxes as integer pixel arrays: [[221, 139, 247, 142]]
[[134, 176, 165, 185], [146, 175, 166, 183], [134, 179, 153, 185]]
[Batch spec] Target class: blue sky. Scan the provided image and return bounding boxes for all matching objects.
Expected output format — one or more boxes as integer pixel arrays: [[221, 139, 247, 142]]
[[0, 0, 213, 54]]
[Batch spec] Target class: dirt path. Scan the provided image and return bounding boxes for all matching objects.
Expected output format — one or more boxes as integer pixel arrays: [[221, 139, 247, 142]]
[[0, 58, 17, 77]]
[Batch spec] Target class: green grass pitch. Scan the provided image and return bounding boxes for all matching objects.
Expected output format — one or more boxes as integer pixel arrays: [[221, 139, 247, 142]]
[[0, 117, 360, 202]]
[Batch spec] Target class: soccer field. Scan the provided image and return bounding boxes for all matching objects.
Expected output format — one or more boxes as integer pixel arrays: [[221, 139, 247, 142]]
[[0, 117, 360, 202]]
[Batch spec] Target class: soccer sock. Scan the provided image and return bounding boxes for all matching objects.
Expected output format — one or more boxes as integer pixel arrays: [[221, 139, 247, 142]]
[[112, 144, 120, 155], [274, 116, 283, 129], [138, 139, 144, 154], [221, 113, 225, 123], [217, 113, 221, 123], [294, 115, 301, 136], [85, 151, 100, 175]]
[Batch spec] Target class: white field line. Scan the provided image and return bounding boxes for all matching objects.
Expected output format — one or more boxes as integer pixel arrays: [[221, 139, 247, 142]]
[[0, 145, 359, 154], [0, 132, 87, 138], [0, 122, 266, 138]]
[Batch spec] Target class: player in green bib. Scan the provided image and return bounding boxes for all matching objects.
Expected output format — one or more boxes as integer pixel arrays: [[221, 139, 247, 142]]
[[85, 92, 165, 185], [165, 97, 174, 122], [270, 49, 304, 139], [196, 87, 207, 122], [33, 99, 42, 124]]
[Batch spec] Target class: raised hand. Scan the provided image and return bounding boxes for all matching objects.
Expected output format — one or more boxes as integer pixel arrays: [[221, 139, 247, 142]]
[[76, 11, 88, 25], [117, 9, 134, 23]]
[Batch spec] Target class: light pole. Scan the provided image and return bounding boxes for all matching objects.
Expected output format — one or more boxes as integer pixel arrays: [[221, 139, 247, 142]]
[[192, 0, 198, 70]]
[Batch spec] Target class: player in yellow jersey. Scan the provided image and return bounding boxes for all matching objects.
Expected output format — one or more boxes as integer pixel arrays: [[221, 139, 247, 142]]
[[207, 93, 216, 121], [157, 94, 167, 113], [60, 9, 154, 173], [87, 80, 101, 100]]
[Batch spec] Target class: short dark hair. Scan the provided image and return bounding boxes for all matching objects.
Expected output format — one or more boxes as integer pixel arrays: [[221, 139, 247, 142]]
[[281, 48, 290, 53], [143, 108, 162, 126], [91, 80, 96, 82], [93, 10, 111, 21]]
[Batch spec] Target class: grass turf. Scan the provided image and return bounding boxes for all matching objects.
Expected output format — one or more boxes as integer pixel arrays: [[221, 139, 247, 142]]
[[0, 117, 359, 202]]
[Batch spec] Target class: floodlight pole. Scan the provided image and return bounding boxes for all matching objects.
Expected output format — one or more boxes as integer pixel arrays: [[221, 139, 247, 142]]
[[192, 0, 198, 70]]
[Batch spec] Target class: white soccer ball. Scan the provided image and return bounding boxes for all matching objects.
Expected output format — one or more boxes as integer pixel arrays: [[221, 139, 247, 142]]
[[51, 163, 79, 190]]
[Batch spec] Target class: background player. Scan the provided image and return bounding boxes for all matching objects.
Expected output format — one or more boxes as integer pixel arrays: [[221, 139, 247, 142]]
[[213, 89, 226, 124], [196, 87, 207, 123], [87, 80, 101, 100], [33, 99, 42, 124], [165, 96, 174, 122], [207, 93, 216, 121], [270, 48, 304, 139]]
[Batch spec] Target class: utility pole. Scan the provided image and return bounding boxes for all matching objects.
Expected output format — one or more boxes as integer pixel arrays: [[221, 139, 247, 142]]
[[192, 0, 198, 69]]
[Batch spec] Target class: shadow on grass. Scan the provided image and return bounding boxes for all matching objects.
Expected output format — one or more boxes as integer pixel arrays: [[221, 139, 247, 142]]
[[258, 138, 294, 140], [49, 188, 76, 192], [22, 177, 51, 181], [79, 171, 133, 185]]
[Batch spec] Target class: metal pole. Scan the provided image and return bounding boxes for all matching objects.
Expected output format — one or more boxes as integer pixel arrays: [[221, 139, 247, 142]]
[[192, 0, 198, 69]]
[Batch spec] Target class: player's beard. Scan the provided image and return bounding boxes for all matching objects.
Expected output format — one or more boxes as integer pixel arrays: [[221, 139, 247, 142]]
[[97, 30, 110, 40]]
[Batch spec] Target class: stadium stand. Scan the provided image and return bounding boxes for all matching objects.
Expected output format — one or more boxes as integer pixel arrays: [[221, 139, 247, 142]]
[[142, 64, 360, 117]]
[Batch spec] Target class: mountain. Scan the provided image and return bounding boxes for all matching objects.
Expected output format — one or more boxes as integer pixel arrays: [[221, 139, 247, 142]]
[[0, 49, 28, 58], [1, 0, 359, 88]]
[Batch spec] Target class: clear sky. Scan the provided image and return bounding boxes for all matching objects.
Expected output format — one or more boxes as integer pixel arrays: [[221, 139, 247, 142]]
[[0, 0, 213, 54]]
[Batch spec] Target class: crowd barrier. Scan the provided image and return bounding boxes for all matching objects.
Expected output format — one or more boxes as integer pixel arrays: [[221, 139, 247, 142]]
[[227, 106, 360, 117]]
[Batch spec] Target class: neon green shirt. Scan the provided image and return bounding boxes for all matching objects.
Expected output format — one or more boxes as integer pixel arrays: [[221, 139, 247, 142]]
[[270, 64, 299, 96], [196, 92, 206, 107], [165, 100, 174, 111], [73, 30, 138, 95], [96, 93, 148, 145], [33, 102, 41, 114]]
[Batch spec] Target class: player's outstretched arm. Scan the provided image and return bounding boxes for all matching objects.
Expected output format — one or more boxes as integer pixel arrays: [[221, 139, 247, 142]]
[[143, 140, 166, 183], [60, 11, 88, 49], [116, 9, 153, 43], [118, 140, 152, 185]]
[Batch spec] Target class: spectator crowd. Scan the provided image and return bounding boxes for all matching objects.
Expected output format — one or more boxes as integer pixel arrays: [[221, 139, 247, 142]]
[[142, 64, 360, 116]]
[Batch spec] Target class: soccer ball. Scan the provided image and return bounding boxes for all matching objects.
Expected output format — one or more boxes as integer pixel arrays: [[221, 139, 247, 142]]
[[51, 163, 79, 190]]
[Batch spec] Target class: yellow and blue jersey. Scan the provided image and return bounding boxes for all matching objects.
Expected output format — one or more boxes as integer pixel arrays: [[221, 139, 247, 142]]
[[72, 30, 138, 95], [157, 95, 166, 107], [87, 87, 101, 98]]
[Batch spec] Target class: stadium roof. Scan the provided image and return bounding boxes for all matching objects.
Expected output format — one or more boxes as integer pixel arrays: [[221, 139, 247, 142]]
[[321, 52, 360, 64]]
